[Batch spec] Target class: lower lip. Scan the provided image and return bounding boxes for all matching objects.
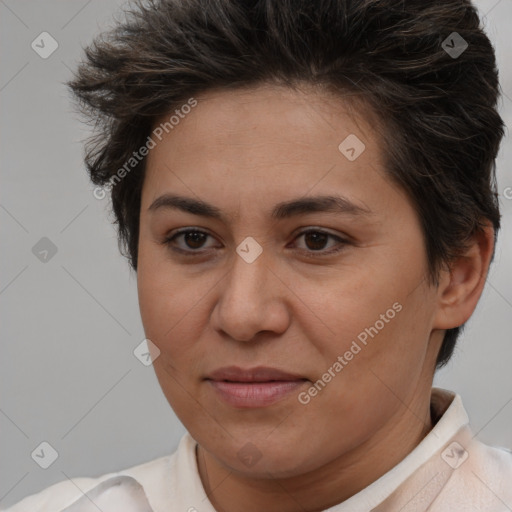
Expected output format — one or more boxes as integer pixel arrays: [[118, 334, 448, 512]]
[[207, 380, 307, 408]]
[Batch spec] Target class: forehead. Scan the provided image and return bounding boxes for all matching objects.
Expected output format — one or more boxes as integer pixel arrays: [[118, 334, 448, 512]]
[[140, 83, 405, 223], [151, 83, 378, 152]]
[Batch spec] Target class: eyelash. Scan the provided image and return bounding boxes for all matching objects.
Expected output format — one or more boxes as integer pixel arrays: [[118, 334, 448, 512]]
[[162, 228, 349, 258]]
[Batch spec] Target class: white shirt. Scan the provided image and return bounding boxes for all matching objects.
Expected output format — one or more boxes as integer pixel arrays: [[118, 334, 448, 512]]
[[3, 388, 512, 512]]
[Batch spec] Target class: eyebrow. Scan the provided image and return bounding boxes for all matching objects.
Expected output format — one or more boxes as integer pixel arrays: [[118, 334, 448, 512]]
[[147, 193, 373, 221]]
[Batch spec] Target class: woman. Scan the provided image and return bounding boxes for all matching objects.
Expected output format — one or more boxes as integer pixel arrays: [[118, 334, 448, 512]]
[[5, 0, 511, 510]]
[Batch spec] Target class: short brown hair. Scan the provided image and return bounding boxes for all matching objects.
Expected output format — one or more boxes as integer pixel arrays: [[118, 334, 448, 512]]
[[67, 0, 505, 368]]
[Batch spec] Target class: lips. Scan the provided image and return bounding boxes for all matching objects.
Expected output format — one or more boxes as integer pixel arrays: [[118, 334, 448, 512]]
[[205, 366, 308, 408], [206, 365, 306, 383]]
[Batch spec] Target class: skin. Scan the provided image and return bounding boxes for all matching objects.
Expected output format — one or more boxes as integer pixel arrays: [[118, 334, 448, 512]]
[[136, 83, 494, 512]]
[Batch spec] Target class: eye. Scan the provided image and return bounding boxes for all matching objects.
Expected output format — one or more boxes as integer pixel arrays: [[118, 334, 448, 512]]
[[162, 227, 348, 257], [291, 228, 348, 256], [162, 228, 217, 254]]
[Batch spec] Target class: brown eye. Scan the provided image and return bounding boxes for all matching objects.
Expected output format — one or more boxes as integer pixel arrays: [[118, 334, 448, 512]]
[[293, 229, 348, 256], [303, 231, 329, 251], [181, 231, 208, 249], [163, 229, 216, 253]]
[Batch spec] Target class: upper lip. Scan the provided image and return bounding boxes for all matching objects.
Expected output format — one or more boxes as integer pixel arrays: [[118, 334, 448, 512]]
[[206, 366, 306, 382]]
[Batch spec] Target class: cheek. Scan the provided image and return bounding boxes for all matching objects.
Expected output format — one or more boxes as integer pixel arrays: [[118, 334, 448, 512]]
[[137, 258, 212, 367], [137, 245, 183, 346], [295, 266, 401, 356], [301, 258, 432, 385]]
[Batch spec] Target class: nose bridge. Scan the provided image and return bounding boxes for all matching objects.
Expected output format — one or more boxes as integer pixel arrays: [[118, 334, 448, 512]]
[[212, 242, 287, 341], [224, 245, 267, 313]]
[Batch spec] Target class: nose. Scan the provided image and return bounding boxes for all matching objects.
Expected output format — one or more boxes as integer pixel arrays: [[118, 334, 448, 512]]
[[210, 248, 291, 342]]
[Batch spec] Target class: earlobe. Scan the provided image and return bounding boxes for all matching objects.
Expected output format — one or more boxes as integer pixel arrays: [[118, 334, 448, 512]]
[[433, 223, 495, 330]]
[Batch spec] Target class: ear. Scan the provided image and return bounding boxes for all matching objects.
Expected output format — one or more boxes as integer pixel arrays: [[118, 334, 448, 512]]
[[433, 223, 495, 330]]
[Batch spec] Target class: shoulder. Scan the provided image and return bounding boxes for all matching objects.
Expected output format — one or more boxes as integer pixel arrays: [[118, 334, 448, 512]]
[[442, 436, 512, 511], [1, 454, 173, 512], [467, 438, 512, 492]]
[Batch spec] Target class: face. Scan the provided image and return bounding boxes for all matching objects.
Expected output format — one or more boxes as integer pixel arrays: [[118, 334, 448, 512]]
[[137, 84, 442, 478]]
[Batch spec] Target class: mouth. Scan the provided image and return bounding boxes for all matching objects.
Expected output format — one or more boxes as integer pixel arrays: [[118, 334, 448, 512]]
[[205, 366, 308, 408]]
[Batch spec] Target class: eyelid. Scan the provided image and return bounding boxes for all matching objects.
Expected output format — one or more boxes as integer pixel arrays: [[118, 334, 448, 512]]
[[291, 228, 349, 256], [162, 226, 350, 256], [162, 227, 219, 253]]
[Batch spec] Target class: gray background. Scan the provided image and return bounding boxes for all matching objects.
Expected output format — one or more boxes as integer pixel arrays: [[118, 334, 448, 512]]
[[1, 0, 511, 508]]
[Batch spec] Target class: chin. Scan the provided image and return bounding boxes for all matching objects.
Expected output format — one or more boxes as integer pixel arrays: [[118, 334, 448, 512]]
[[203, 433, 323, 478]]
